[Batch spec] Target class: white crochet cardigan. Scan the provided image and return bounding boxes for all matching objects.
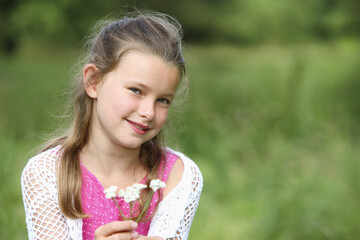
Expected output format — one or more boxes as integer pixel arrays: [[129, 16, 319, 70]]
[[21, 146, 203, 240]]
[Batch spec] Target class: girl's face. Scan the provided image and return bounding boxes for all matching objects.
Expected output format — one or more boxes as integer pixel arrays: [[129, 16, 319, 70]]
[[85, 50, 180, 151]]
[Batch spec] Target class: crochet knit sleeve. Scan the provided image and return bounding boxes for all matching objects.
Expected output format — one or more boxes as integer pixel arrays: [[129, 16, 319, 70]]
[[21, 147, 72, 240], [147, 149, 203, 240]]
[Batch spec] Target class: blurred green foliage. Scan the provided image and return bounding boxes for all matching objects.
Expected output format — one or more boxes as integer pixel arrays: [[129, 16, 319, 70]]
[[1, 0, 360, 239], [1, 40, 360, 239], [1, 0, 360, 53]]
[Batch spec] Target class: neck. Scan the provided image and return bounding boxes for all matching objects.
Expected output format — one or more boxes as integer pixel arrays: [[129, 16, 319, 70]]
[[80, 136, 143, 180]]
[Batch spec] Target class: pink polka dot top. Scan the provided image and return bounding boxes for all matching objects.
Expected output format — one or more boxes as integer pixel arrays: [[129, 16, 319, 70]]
[[81, 151, 178, 240]]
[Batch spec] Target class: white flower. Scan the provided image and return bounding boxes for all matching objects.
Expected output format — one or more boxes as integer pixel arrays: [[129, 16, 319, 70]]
[[104, 186, 118, 199], [133, 183, 147, 191], [149, 179, 166, 192], [123, 186, 140, 203], [118, 183, 147, 203], [118, 189, 126, 198]]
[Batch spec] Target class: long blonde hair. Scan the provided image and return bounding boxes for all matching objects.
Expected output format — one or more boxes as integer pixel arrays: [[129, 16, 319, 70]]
[[42, 12, 186, 220]]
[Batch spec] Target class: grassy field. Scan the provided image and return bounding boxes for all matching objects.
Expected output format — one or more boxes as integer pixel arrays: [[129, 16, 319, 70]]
[[1, 39, 360, 239]]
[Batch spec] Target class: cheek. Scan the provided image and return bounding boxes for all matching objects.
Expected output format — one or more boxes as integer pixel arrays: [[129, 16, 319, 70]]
[[112, 94, 138, 114], [156, 108, 169, 127]]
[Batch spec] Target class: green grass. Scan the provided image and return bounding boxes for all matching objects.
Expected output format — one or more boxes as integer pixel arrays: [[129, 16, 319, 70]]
[[1, 39, 360, 239]]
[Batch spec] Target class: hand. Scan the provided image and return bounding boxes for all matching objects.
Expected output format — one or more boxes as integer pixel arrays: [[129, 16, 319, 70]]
[[94, 220, 139, 240], [137, 236, 164, 240]]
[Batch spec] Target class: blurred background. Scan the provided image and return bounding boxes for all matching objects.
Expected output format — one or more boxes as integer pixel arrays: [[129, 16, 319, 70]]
[[1, 0, 360, 239]]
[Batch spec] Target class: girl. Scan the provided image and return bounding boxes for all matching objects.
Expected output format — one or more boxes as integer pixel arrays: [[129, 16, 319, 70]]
[[21, 12, 203, 240]]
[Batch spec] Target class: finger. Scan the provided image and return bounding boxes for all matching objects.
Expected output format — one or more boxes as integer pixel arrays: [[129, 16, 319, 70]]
[[109, 230, 138, 240], [148, 237, 164, 240], [137, 236, 163, 240], [95, 221, 138, 237]]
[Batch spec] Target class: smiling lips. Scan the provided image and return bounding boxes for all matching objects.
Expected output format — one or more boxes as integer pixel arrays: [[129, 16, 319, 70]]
[[126, 119, 151, 135]]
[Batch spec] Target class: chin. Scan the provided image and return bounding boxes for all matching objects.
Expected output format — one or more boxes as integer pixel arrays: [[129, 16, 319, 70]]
[[118, 140, 147, 150], [120, 143, 142, 150]]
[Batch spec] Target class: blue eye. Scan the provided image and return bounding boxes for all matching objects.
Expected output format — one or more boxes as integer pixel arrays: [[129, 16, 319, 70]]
[[129, 88, 141, 94]]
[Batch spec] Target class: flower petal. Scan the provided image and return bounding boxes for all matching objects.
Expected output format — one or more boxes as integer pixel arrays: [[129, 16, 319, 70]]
[[104, 186, 118, 199], [149, 179, 166, 192]]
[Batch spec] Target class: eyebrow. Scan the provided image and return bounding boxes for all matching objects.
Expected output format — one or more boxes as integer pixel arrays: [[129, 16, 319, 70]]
[[161, 93, 175, 99]]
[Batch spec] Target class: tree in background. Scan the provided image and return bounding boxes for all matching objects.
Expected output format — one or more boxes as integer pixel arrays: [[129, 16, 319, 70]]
[[1, 0, 359, 54], [0, 0, 19, 54]]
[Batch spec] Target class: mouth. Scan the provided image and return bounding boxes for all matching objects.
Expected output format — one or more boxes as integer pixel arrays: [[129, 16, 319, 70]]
[[126, 119, 151, 135]]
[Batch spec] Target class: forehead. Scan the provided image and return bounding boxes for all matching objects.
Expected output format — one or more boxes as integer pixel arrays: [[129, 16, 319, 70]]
[[113, 50, 180, 93], [119, 49, 179, 69]]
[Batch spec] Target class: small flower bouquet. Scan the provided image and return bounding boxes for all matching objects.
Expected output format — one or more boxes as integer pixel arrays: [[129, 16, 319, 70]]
[[104, 179, 166, 222]]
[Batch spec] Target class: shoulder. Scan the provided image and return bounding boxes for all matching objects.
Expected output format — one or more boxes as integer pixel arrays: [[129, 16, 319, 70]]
[[23, 145, 62, 171], [163, 148, 203, 197], [148, 148, 203, 238], [165, 148, 203, 181], [21, 145, 62, 185]]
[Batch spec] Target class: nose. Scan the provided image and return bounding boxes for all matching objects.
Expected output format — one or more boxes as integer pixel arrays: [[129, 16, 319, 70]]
[[138, 99, 155, 120]]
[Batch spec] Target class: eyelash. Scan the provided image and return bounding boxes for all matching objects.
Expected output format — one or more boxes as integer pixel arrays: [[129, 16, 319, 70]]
[[157, 98, 170, 105], [129, 87, 141, 95]]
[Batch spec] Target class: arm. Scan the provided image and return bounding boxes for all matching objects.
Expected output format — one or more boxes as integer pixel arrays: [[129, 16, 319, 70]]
[[21, 154, 71, 240], [147, 152, 203, 240]]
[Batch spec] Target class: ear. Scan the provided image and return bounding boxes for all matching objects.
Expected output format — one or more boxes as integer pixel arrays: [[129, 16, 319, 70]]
[[83, 63, 100, 99]]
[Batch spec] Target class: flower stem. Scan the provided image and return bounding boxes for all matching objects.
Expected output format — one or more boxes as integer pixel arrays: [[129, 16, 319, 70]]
[[136, 191, 154, 222], [130, 203, 133, 219], [111, 198, 128, 220]]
